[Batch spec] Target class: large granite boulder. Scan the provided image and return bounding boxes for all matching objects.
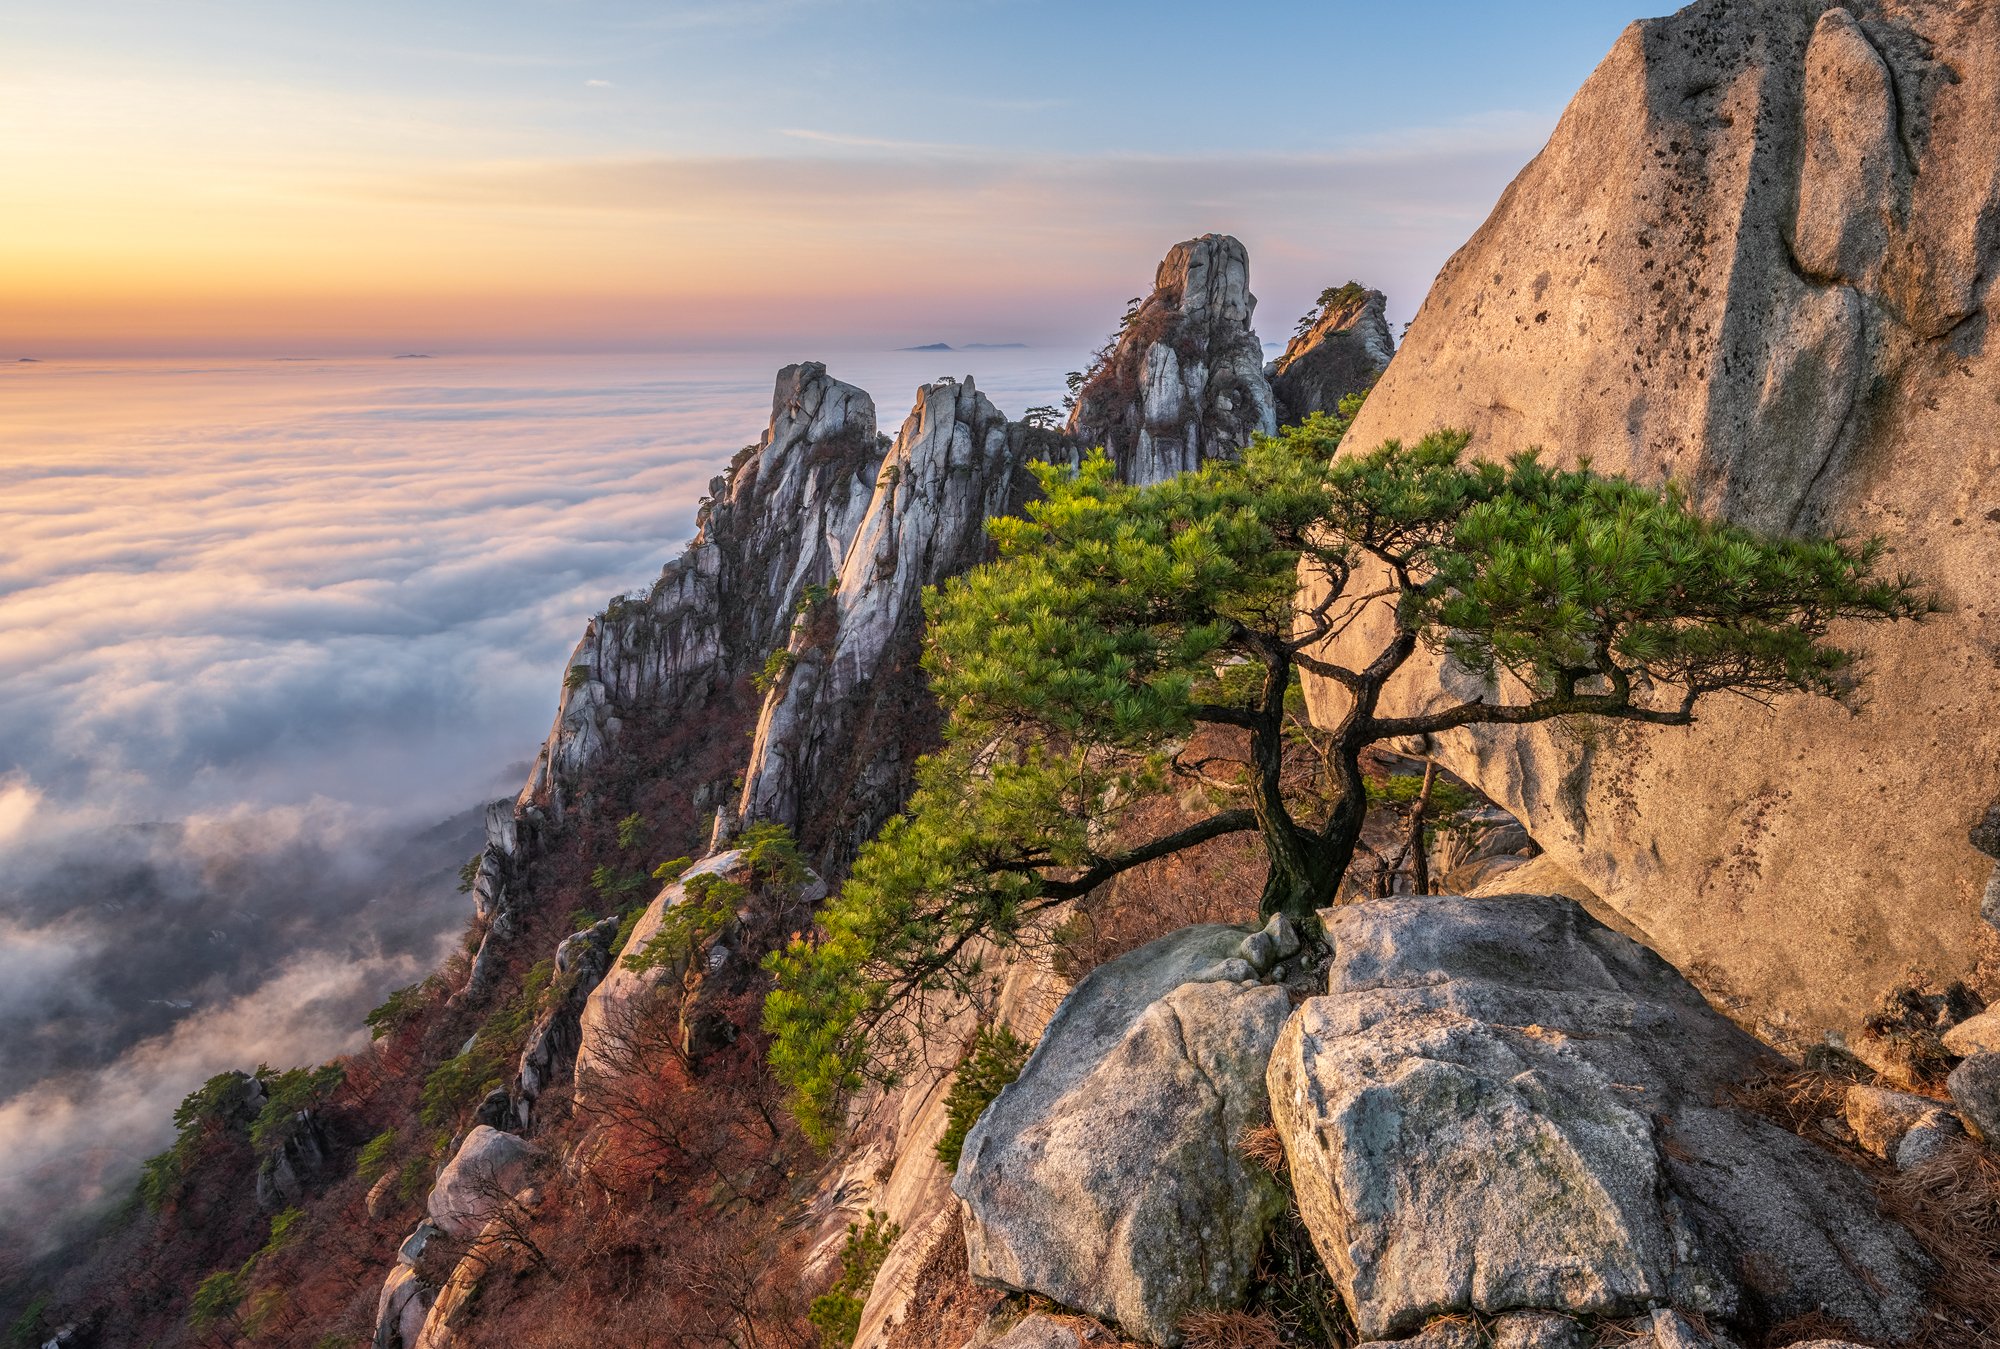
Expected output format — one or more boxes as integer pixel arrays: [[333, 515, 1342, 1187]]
[[1066, 234, 1278, 484], [372, 1263, 430, 1349], [1268, 895, 1932, 1343], [954, 925, 1292, 1345], [425, 1126, 539, 1241], [1300, 0, 2000, 1037], [1270, 284, 1394, 426]]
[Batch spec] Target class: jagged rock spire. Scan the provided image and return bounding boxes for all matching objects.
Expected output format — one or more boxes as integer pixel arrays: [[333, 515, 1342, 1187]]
[[1065, 233, 1277, 483], [461, 362, 882, 994], [738, 375, 1027, 858]]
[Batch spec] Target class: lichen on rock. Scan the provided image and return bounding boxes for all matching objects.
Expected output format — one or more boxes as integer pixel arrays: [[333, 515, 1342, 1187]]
[[1268, 893, 1933, 1342]]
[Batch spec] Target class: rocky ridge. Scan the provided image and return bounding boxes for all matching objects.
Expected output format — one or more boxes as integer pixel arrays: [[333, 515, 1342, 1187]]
[[349, 240, 1292, 1349], [463, 234, 1291, 999], [737, 375, 1032, 862]]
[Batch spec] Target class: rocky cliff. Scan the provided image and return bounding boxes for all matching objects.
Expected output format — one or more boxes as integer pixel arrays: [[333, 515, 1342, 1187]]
[[463, 362, 883, 990], [1304, 0, 2000, 1038], [1269, 283, 1394, 424], [738, 376, 1032, 864], [1066, 233, 1278, 483]]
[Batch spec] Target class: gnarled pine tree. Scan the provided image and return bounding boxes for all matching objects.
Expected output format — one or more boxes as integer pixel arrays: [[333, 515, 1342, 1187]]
[[766, 410, 1929, 1141]]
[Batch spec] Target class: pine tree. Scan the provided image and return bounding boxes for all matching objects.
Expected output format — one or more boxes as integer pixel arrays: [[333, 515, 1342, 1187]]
[[765, 408, 1931, 1142]]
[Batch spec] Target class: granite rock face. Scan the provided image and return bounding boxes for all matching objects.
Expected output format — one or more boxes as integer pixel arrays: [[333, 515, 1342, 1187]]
[[955, 925, 1292, 1345], [462, 363, 882, 990], [1270, 285, 1394, 425], [520, 362, 880, 830], [738, 376, 1029, 862], [1067, 234, 1278, 484], [572, 849, 748, 1091], [1267, 895, 1932, 1342], [511, 914, 622, 1128], [1303, 0, 2000, 1035], [426, 1126, 539, 1241], [254, 1106, 329, 1212]]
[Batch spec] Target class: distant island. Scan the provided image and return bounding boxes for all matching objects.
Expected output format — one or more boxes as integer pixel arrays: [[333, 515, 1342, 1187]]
[[896, 342, 1028, 352], [16, 357, 38, 363], [393, 353, 433, 359]]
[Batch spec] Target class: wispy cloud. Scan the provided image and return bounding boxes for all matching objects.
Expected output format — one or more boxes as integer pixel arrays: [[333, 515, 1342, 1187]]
[[585, 78, 615, 88], [776, 127, 975, 153], [330, 119, 1546, 337]]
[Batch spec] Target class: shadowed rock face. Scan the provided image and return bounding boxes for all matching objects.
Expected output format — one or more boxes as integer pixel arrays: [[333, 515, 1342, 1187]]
[[738, 376, 1031, 866], [1066, 234, 1277, 484], [1304, 0, 2000, 1036], [1269, 895, 1933, 1343], [1271, 286, 1394, 425]]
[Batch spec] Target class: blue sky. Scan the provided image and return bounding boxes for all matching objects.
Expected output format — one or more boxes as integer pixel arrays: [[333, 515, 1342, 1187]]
[[3, 0, 1650, 351]]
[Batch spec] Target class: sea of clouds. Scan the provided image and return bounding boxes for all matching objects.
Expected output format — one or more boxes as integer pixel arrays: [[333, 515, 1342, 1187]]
[[0, 347, 1078, 1238]]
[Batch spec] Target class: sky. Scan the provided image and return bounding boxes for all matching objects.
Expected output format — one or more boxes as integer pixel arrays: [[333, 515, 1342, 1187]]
[[1, 0, 1644, 355]]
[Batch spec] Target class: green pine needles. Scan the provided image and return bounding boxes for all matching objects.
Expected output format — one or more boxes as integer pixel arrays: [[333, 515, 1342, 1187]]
[[806, 1210, 900, 1349], [935, 1026, 1030, 1171], [765, 412, 1931, 1143]]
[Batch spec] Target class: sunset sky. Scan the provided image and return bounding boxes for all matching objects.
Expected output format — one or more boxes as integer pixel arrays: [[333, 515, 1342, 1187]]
[[3, 0, 1640, 355]]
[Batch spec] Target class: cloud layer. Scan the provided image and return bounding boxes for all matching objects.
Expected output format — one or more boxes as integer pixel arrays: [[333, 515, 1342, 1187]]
[[0, 347, 1080, 1236]]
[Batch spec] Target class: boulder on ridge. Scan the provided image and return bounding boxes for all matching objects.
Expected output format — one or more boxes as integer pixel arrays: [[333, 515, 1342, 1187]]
[[1267, 894, 1932, 1342], [954, 924, 1292, 1345]]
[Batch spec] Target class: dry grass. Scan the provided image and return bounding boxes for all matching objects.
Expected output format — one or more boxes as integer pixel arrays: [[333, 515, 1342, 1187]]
[[1728, 1065, 1856, 1143], [1180, 1308, 1284, 1349], [1238, 1124, 1288, 1176], [1878, 1139, 2000, 1348], [1587, 1316, 1653, 1347], [880, 1219, 999, 1349]]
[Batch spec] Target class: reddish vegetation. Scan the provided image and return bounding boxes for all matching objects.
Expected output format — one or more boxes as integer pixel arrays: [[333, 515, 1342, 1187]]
[[0, 675, 834, 1347]]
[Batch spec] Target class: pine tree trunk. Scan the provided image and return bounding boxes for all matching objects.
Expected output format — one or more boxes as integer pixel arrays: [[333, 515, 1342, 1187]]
[[1256, 743, 1370, 927], [1408, 760, 1436, 895]]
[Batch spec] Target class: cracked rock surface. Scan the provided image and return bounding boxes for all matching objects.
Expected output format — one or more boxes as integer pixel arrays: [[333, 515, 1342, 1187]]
[[1268, 894, 1932, 1342], [954, 924, 1291, 1345]]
